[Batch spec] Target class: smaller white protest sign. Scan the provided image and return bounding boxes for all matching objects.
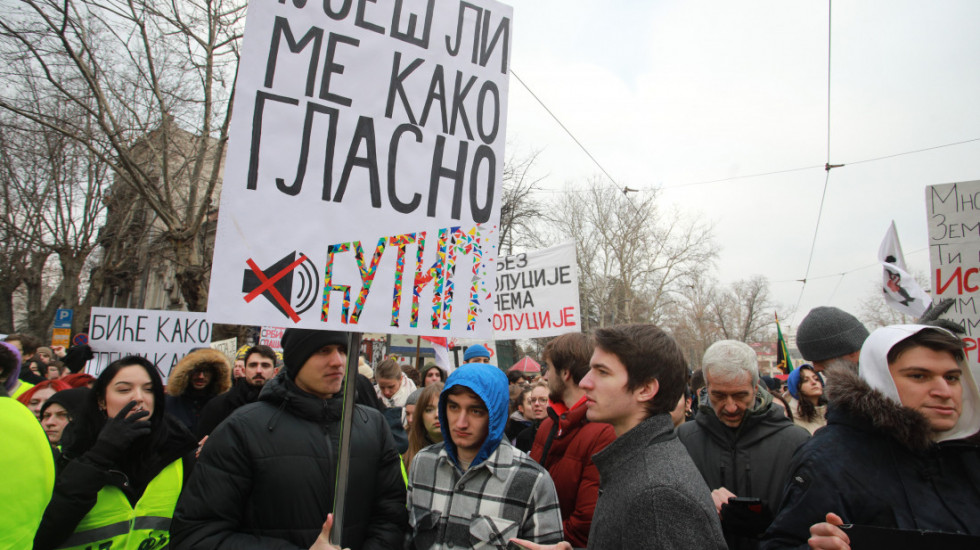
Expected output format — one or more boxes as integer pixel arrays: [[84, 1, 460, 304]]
[[493, 241, 581, 339], [259, 326, 286, 353], [211, 337, 239, 363], [927, 180, 980, 371], [87, 307, 212, 381]]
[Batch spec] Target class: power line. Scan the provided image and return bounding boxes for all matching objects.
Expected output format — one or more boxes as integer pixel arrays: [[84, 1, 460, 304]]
[[510, 69, 625, 192], [771, 246, 927, 284], [529, 133, 980, 195], [661, 164, 825, 189], [790, 0, 835, 325], [845, 137, 980, 166], [792, 170, 832, 317]]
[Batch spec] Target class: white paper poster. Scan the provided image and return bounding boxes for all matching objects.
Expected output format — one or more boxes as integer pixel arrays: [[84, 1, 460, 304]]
[[87, 307, 212, 381], [493, 241, 581, 339], [207, 0, 513, 339], [926, 180, 980, 371]]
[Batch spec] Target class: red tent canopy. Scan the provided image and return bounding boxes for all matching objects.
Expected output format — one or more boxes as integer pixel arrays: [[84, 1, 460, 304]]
[[509, 356, 541, 373]]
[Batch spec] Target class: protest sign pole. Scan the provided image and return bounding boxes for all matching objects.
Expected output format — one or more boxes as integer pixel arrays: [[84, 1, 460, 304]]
[[331, 331, 362, 546]]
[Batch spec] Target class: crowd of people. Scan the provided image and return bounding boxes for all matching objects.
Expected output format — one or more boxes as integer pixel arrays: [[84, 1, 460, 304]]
[[2, 304, 979, 549]]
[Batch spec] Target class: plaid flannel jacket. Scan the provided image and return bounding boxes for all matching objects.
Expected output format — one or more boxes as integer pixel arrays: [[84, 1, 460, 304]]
[[407, 440, 563, 549]]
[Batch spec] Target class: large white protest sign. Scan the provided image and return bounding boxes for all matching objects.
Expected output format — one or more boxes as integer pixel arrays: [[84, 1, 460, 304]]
[[207, 0, 512, 339], [493, 241, 581, 339], [927, 180, 980, 371], [87, 307, 212, 381]]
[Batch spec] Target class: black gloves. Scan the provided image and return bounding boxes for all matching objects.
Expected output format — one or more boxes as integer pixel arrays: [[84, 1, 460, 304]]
[[88, 400, 151, 466]]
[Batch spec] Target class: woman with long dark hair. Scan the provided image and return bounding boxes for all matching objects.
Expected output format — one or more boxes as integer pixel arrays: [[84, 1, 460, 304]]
[[403, 382, 444, 473], [34, 356, 197, 550], [787, 364, 827, 434]]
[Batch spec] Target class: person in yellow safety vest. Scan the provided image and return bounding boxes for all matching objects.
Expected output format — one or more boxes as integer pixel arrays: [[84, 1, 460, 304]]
[[34, 356, 198, 550], [0, 341, 55, 549], [0, 340, 35, 399]]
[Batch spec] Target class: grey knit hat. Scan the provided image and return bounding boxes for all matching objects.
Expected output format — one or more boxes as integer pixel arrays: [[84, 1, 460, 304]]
[[405, 388, 424, 407], [796, 307, 869, 362]]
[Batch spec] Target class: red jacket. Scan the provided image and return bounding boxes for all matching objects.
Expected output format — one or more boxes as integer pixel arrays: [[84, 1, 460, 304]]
[[530, 397, 616, 547]]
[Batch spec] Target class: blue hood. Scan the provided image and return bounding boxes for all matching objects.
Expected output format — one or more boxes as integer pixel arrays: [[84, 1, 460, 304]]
[[439, 364, 509, 469]]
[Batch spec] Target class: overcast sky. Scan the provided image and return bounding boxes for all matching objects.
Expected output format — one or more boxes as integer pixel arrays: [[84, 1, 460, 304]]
[[502, 0, 980, 331]]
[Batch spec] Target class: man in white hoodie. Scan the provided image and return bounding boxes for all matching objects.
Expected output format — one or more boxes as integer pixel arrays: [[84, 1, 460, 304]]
[[762, 325, 980, 550]]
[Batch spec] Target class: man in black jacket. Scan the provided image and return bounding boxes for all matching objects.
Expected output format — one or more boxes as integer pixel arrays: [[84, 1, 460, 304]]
[[762, 325, 980, 550], [196, 344, 278, 438], [678, 340, 809, 550], [172, 328, 408, 550]]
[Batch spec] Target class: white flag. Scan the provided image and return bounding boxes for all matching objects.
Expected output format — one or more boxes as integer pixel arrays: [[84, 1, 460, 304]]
[[878, 221, 931, 317]]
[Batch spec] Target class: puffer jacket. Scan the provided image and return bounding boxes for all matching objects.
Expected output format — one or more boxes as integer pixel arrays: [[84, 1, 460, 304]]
[[195, 378, 262, 438], [171, 373, 407, 550], [762, 325, 980, 549], [678, 386, 809, 549]]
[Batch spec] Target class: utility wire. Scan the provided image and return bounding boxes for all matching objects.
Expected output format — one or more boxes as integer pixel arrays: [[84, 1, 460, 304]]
[[771, 247, 927, 284], [530, 134, 980, 195], [845, 137, 980, 166], [510, 69, 624, 192], [790, 0, 834, 324], [662, 164, 825, 189]]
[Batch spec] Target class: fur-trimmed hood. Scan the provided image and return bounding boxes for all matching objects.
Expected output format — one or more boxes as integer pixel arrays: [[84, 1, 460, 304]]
[[827, 324, 980, 450], [167, 348, 232, 396]]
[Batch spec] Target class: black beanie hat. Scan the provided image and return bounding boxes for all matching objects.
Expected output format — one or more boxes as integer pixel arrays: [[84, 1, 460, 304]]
[[281, 328, 350, 379]]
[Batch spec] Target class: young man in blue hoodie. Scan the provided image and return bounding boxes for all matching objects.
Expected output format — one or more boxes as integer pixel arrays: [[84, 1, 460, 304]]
[[406, 363, 563, 549]]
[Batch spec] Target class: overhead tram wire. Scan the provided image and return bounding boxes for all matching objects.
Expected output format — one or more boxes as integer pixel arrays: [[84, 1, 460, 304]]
[[770, 246, 927, 285], [510, 69, 629, 195], [512, 30, 977, 201], [530, 134, 980, 196], [791, 0, 835, 325]]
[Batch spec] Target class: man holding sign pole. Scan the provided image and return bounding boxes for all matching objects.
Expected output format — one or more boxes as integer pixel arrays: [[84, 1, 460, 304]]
[[172, 328, 407, 549]]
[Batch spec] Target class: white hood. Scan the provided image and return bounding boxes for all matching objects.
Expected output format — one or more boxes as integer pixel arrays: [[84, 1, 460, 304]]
[[859, 324, 980, 443]]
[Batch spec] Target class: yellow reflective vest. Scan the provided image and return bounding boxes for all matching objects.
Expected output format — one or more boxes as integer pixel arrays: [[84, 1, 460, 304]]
[[0, 397, 55, 549], [11, 379, 34, 399], [55, 459, 183, 550]]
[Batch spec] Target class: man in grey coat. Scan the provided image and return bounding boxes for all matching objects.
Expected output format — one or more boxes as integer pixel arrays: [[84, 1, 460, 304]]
[[513, 324, 726, 550]]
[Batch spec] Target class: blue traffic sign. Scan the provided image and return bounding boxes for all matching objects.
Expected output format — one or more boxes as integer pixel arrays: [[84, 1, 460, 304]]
[[54, 308, 74, 329]]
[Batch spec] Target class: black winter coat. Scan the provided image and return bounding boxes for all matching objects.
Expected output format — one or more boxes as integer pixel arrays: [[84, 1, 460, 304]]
[[197, 373, 383, 438], [678, 387, 809, 550], [171, 374, 408, 550], [761, 367, 980, 549], [195, 378, 262, 438]]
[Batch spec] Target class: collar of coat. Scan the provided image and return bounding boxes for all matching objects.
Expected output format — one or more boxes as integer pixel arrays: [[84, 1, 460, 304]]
[[694, 384, 795, 445], [259, 373, 344, 424], [825, 366, 979, 452]]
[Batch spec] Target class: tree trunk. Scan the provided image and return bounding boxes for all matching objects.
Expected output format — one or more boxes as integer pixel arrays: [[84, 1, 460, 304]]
[[171, 233, 211, 312], [0, 284, 16, 333]]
